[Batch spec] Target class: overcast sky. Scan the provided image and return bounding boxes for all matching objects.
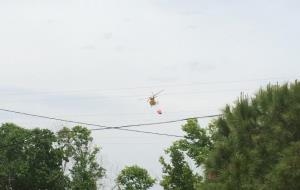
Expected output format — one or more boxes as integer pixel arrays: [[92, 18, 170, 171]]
[[0, 0, 300, 189]]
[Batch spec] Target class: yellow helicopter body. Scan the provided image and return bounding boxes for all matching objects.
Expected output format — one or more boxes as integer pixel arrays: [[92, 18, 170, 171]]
[[147, 90, 163, 107]]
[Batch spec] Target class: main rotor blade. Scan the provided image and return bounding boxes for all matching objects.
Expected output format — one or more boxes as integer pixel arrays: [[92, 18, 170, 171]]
[[153, 90, 164, 97]]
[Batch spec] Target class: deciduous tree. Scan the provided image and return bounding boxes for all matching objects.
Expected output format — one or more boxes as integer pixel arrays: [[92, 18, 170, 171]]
[[57, 126, 105, 190], [117, 165, 155, 190]]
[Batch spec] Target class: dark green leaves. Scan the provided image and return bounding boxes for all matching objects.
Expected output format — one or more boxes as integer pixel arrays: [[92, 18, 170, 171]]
[[0, 124, 105, 190], [160, 81, 300, 190]]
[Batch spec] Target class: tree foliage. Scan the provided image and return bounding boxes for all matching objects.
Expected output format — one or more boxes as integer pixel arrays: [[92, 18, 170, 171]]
[[0, 124, 104, 190], [57, 126, 105, 190], [116, 165, 155, 190], [160, 81, 300, 190], [263, 141, 300, 190], [0, 123, 66, 190], [160, 141, 201, 190]]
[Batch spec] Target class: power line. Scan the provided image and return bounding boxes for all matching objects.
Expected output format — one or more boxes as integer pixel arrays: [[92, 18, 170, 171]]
[[52, 109, 218, 117], [0, 130, 181, 151], [92, 114, 221, 131], [110, 128, 184, 138], [0, 108, 221, 138], [0, 108, 107, 128]]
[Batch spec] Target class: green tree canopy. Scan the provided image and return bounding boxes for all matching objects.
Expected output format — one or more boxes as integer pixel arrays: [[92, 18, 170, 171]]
[[0, 124, 105, 190], [0, 123, 66, 190], [160, 142, 201, 190], [263, 141, 300, 190], [116, 165, 156, 190], [160, 81, 300, 190], [57, 126, 105, 190]]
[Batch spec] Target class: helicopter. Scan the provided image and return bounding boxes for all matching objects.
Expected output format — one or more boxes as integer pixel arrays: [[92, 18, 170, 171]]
[[147, 90, 164, 107]]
